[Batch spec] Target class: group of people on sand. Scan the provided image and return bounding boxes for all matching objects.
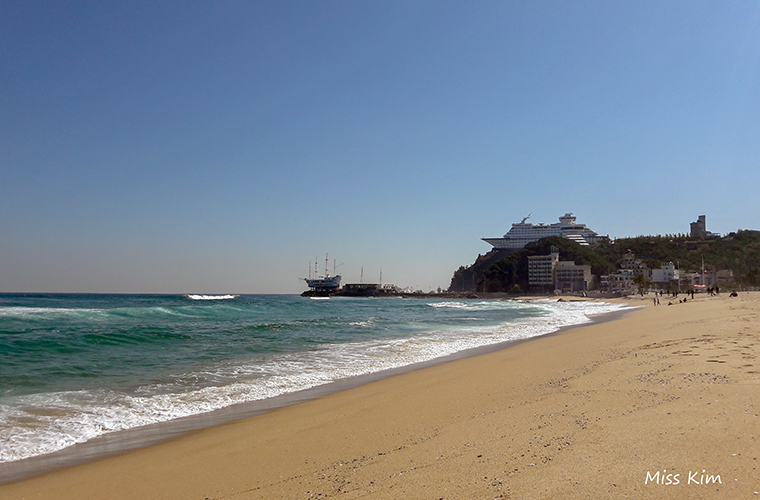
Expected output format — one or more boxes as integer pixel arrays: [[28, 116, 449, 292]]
[[651, 287, 739, 303], [651, 287, 720, 306]]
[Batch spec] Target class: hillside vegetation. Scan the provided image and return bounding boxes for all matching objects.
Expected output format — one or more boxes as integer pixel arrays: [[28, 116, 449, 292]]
[[449, 230, 760, 293]]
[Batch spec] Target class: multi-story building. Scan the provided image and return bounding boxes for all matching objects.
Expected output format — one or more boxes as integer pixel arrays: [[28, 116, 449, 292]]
[[528, 247, 592, 292], [555, 261, 592, 292], [681, 269, 735, 288], [528, 247, 560, 289], [601, 250, 648, 293], [651, 262, 679, 285], [602, 272, 634, 293], [620, 250, 650, 280]]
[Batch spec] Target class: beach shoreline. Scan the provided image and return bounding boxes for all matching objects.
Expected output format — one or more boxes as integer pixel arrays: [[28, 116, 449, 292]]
[[0, 296, 632, 486], [2, 292, 758, 499]]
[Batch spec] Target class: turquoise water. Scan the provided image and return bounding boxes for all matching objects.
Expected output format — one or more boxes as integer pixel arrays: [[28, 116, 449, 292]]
[[0, 293, 628, 463]]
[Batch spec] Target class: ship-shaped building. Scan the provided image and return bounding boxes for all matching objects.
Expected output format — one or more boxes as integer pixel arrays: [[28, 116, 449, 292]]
[[482, 213, 603, 250]]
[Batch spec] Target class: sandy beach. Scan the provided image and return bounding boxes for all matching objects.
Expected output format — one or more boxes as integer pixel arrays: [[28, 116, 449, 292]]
[[2, 292, 759, 499]]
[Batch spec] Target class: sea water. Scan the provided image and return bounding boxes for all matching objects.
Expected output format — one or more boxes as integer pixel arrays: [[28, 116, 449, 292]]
[[0, 293, 629, 464]]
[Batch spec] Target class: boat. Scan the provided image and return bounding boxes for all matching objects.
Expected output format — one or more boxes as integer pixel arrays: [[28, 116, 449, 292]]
[[482, 213, 604, 250], [304, 274, 342, 291], [303, 255, 342, 295]]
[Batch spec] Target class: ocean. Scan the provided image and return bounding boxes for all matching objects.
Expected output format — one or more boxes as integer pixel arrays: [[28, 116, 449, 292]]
[[0, 293, 629, 469]]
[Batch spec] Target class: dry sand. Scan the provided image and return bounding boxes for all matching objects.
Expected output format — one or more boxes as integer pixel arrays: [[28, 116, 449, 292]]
[[2, 292, 759, 499]]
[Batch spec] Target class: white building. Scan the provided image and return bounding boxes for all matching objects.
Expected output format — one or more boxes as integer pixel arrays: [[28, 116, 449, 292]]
[[602, 251, 649, 293], [483, 213, 604, 250], [651, 262, 679, 285]]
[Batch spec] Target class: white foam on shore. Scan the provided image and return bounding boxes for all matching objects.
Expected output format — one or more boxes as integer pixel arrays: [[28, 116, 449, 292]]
[[0, 300, 632, 463]]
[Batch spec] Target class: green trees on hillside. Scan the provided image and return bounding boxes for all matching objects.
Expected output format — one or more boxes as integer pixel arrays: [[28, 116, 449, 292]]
[[601, 231, 760, 284], [449, 237, 614, 293], [448, 230, 760, 293]]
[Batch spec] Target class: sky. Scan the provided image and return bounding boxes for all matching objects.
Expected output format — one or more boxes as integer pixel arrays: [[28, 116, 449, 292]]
[[1, 1, 759, 294]]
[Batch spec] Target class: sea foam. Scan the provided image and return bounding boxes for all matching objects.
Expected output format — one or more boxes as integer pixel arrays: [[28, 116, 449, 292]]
[[186, 294, 238, 300]]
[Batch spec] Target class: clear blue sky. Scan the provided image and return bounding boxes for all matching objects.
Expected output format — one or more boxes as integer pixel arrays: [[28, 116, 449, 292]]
[[2, 1, 759, 293]]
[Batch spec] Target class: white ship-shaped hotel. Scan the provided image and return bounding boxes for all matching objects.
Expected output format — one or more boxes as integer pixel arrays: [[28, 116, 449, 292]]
[[483, 213, 603, 250]]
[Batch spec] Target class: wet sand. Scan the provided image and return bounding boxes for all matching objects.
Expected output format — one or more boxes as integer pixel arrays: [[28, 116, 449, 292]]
[[2, 292, 758, 499]]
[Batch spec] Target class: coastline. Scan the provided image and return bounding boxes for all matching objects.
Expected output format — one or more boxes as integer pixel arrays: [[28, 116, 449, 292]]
[[0, 296, 630, 485], [2, 292, 758, 498]]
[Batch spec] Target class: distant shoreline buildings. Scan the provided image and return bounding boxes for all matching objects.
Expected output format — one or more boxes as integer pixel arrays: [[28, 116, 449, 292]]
[[478, 213, 735, 294], [599, 250, 733, 293], [482, 213, 605, 250]]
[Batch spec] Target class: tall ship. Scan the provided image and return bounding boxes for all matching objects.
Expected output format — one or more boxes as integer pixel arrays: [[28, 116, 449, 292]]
[[482, 213, 603, 250], [303, 255, 342, 294]]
